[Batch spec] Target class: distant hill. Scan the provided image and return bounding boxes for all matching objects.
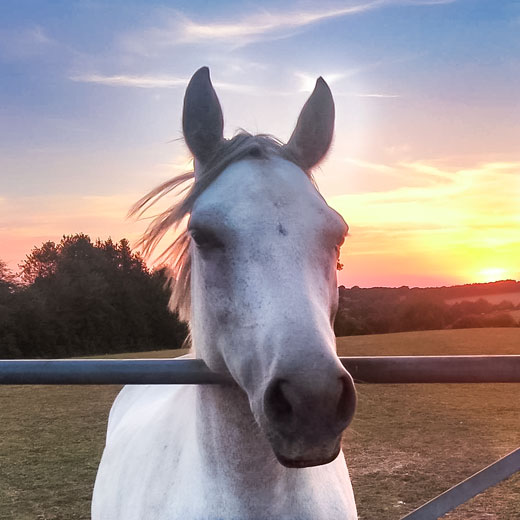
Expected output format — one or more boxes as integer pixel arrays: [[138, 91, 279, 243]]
[[343, 279, 520, 301], [335, 280, 520, 337], [422, 279, 520, 302]]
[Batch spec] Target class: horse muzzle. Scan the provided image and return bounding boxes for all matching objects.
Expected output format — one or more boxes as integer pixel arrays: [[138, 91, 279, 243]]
[[261, 368, 357, 468]]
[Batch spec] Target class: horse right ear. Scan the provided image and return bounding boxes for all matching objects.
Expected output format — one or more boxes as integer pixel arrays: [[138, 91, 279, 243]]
[[285, 77, 335, 172], [183, 67, 224, 165]]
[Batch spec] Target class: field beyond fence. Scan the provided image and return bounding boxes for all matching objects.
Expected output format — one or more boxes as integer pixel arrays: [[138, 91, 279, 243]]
[[1, 328, 519, 520]]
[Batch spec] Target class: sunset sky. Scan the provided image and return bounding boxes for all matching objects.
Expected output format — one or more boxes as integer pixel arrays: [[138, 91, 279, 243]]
[[1, 0, 519, 287]]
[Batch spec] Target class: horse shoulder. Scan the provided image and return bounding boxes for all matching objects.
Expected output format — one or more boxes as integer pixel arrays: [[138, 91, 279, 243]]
[[93, 382, 199, 519], [106, 353, 196, 440]]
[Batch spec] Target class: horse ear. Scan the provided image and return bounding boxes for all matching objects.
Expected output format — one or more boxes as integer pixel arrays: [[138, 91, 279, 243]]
[[183, 67, 224, 165], [285, 77, 335, 172]]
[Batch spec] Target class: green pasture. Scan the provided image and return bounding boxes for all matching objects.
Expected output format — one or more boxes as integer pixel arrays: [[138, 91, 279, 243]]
[[1, 328, 519, 519]]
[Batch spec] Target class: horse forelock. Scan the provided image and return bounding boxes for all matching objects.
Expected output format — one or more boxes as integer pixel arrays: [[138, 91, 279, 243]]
[[130, 132, 310, 322]]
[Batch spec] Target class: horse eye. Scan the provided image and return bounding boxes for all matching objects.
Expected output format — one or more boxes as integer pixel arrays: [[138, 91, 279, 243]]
[[189, 228, 223, 249]]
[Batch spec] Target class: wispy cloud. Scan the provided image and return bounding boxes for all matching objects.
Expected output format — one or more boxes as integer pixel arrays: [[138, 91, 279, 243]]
[[342, 157, 455, 187], [69, 71, 400, 101], [399, 160, 455, 181], [119, 3, 378, 53], [70, 73, 187, 88], [179, 3, 376, 42], [330, 158, 520, 239], [71, 1, 450, 95], [118, 0, 456, 53], [344, 92, 400, 98], [69, 73, 262, 94], [295, 68, 400, 98], [345, 157, 396, 174], [295, 71, 353, 93]]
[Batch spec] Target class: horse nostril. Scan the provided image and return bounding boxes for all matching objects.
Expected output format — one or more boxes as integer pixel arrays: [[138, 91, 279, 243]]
[[336, 375, 357, 426], [265, 379, 293, 422]]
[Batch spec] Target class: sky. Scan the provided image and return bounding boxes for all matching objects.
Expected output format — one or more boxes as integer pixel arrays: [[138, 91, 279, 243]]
[[0, 0, 519, 288]]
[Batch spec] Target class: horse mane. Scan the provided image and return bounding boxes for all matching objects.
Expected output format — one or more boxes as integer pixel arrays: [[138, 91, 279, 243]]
[[130, 132, 308, 322]]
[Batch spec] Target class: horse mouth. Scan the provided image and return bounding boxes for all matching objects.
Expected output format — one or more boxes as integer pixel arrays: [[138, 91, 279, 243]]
[[273, 441, 342, 468]]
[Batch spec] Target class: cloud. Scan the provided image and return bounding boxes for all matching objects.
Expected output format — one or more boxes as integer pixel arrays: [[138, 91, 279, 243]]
[[329, 158, 520, 244], [70, 2, 451, 95], [331, 157, 519, 285], [342, 157, 454, 188], [117, 0, 457, 54], [71, 66, 399, 100], [402, 0, 456, 4], [69, 70, 401, 103], [345, 157, 397, 174], [69, 72, 263, 94], [343, 92, 400, 98], [295, 71, 353, 93], [295, 66, 400, 97], [180, 3, 375, 42], [399, 160, 455, 182], [70, 73, 187, 89], [119, 3, 378, 53]]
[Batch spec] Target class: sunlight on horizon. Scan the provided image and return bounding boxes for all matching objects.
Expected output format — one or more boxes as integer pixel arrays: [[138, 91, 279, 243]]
[[478, 267, 510, 284]]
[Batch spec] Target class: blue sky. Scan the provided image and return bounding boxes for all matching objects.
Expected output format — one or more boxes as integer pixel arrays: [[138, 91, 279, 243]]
[[1, 0, 519, 286]]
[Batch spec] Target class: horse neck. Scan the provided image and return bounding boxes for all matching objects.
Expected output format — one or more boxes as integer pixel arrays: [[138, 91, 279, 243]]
[[194, 384, 282, 484]]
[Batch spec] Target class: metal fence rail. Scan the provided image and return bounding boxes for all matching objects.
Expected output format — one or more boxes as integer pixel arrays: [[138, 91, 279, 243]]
[[1, 355, 520, 385], [401, 447, 520, 519]]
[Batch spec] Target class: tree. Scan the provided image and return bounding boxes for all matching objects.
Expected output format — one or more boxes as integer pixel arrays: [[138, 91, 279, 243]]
[[19, 241, 59, 284], [0, 259, 16, 283], [394, 300, 447, 332], [1, 235, 187, 358], [0, 259, 20, 356]]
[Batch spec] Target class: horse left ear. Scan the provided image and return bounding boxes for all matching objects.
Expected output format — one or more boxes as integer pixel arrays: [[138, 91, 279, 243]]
[[285, 77, 335, 172], [183, 67, 224, 165]]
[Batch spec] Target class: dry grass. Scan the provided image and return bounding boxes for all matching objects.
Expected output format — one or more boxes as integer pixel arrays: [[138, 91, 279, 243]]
[[0, 330, 518, 519], [339, 328, 520, 519], [0, 349, 188, 520]]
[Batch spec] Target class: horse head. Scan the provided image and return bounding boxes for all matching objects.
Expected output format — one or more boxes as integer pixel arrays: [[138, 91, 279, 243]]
[[138, 67, 357, 468]]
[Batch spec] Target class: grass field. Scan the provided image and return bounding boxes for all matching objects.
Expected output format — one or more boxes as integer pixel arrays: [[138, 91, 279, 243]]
[[0, 328, 519, 519], [338, 329, 520, 520]]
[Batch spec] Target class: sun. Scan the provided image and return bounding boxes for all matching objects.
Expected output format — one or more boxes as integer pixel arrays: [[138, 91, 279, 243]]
[[478, 267, 508, 283]]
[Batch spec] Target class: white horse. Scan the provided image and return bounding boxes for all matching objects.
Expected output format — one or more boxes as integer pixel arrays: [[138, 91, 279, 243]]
[[92, 67, 358, 520]]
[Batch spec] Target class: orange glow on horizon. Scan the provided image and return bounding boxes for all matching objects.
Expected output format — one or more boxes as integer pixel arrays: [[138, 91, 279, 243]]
[[329, 156, 520, 289], [478, 268, 509, 284]]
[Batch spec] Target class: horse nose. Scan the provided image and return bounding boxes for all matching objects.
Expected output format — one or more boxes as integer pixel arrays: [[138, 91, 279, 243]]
[[264, 372, 356, 434]]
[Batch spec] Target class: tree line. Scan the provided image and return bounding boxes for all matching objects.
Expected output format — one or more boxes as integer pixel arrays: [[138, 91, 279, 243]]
[[334, 284, 520, 337], [1, 234, 518, 357], [0, 234, 187, 358]]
